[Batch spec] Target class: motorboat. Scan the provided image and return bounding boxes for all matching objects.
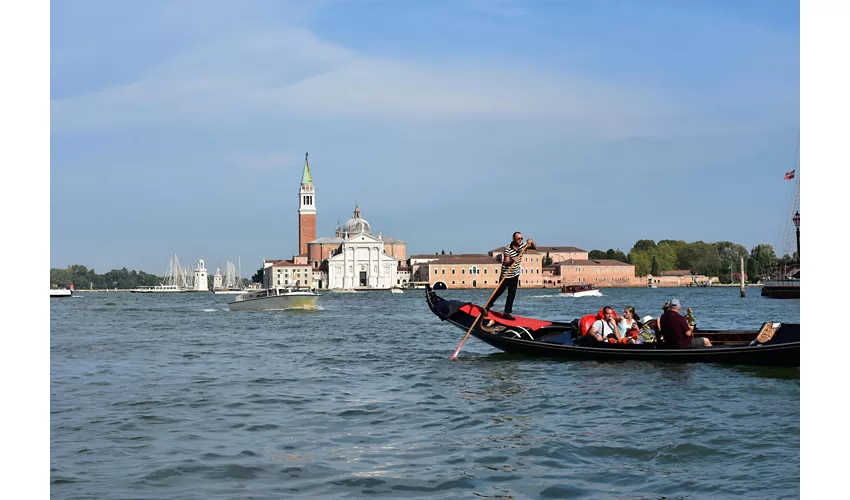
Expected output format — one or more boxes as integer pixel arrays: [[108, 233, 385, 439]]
[[50, 288, 73, 298], [559, 284, 602, 297], [228, 286, 320, 311]]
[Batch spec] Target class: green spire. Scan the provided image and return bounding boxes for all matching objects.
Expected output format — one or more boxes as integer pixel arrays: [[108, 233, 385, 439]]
[[301, 152, 313, 184]]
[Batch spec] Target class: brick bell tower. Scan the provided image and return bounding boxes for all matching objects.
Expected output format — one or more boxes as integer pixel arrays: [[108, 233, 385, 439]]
[[298, 152, 316, 256]]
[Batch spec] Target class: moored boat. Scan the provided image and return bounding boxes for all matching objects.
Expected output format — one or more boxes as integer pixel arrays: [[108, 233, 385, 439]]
[[50, 288, 73, 298], [761, 278, 800, 299], [425, 286, 799, 367], [559, 284, 602, 297], [228, 286, 320, 311]]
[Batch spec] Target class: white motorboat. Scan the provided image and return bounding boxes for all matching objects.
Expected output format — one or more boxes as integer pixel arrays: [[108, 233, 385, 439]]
[[213, 288, 247, 295], [390, 287, 404, 294], [559, 284, 602, 297], [228, 287, 320, 311], [50, 288, 73, 298]]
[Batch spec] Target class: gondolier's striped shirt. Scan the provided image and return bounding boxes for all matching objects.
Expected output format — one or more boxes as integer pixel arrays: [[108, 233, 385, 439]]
[[500, 242, 529, 279]]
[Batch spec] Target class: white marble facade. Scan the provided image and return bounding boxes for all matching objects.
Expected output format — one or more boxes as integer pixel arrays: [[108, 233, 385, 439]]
[[327, 233, 400, 289]]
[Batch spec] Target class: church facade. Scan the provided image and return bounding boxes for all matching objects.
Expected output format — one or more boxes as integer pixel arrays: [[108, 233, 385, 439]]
[[295, 154, 408, 290]]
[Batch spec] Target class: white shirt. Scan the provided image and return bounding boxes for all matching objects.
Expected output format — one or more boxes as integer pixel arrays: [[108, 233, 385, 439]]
[[592, 319, 617, 339]]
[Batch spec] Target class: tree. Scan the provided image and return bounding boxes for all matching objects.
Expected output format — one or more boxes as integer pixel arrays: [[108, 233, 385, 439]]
[[751, 244, 778, 275], [631, 240, 656, 253], [629, 251, 652, 276], [252, 267, 264, 283], [441, 249, 445, 255], [746, 257, 758, 283], [654, 242, 679, 272], [542, 252, 553, 267], [589, 249, 606, 260], [605, 248, 628, 263], [651, 255, 659, 276], [677, 241, 721, 276]]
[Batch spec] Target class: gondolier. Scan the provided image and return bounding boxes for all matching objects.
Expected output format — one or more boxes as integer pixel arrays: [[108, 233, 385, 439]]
[[484, 231, 536, 321]]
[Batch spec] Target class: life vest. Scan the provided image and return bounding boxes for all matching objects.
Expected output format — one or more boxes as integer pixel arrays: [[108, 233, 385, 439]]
[[579, 314, 597, 335], [596, 308, 607, 319]]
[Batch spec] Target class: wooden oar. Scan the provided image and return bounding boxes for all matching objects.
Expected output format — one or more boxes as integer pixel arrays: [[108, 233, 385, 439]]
[[449, 246, 527, 360]]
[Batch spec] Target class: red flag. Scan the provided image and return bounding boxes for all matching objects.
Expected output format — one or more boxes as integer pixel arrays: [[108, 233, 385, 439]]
[[784, 170, 795, 180]]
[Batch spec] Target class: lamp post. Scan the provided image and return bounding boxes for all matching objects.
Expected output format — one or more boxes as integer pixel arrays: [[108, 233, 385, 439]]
[[792, 211, 800, 262]]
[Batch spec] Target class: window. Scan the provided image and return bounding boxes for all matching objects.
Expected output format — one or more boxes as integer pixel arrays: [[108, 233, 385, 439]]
[[462, 281, 465, 285], [434, 269, 438, 275], [442, 269, 446, 275], [484, 269, 488, 274], [452, 269, 456, 274], [461, 269, 465, 274], [452, 281, 456, 285]]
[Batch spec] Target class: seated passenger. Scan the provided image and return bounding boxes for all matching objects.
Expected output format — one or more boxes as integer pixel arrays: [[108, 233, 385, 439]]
[[639, 315, 657, 343], [659, 298, 712, 348], [618, 306, 641, 343], [587, 306, 621, 343]]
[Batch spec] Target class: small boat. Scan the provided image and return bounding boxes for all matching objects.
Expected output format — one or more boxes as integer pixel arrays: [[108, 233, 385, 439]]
[[390, 287, 404, 294], [559, 284, 602, 297], [50, 288, 73, 298], [425, 286, 799, 367], [648, 283, 658, 289], [761, 278, 800, 299], [213, 288, 248, 295], [228, 286, 320, 311]]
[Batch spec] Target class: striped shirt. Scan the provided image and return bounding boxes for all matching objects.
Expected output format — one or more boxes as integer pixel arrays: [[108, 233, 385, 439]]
[[500, 242, 529, 279]]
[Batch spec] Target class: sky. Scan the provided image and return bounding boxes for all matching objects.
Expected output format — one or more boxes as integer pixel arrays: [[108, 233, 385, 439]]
[[48, 0, 801, 275]]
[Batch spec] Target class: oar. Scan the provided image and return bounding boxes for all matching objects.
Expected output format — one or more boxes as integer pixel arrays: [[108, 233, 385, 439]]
[[449, 246, 527, 360]]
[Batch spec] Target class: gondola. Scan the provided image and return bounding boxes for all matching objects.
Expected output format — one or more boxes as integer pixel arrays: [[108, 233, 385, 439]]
[[425, 286, 799, 367]]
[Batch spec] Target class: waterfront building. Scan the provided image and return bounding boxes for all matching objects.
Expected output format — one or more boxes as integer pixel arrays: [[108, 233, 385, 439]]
[[263, 258, 313, 289], [555, 259, 636, 287], [286, 153, 408, 290]]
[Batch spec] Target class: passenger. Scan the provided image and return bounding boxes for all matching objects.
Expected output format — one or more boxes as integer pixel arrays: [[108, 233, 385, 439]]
[[659, 298, 712, 348], [587, 306, 621, 343], [638, 315, 657, 343], [618, 306, 641, 342]]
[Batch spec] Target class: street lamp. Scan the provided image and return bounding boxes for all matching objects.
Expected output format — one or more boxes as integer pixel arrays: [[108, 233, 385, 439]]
[[792, 211, 800, 262]]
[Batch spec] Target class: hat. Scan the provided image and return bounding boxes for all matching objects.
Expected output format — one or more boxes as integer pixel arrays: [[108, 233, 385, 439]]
[[662, 300, 671, 310], [670, 298, 681, 308], [641, 315, 653, 323]]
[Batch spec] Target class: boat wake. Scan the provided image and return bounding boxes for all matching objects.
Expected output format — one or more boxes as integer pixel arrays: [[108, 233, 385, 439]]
[[201, 308, 219, 312]]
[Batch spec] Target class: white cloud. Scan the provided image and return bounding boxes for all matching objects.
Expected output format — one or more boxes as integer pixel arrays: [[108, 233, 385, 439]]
[[51, 25, 674, 138]]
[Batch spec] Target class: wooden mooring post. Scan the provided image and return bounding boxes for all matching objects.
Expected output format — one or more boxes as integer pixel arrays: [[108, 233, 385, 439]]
[[740, 256, 746, 298]]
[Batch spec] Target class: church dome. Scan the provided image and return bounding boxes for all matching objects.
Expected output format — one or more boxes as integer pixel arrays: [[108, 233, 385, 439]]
[[342, 204, 371, 235]]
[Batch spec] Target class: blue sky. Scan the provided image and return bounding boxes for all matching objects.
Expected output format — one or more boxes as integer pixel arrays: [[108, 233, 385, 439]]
[[49, 0, 800, 275]]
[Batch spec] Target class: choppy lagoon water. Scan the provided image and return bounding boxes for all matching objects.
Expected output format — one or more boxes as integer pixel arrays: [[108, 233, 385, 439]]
[[51, 287, 799, 499]]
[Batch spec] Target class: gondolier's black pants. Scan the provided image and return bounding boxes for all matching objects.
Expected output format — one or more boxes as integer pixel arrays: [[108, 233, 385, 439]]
[[485, 275, 519, 314]]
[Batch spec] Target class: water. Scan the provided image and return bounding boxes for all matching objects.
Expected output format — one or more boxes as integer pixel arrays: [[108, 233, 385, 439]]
[[51, 288, 800, 499]]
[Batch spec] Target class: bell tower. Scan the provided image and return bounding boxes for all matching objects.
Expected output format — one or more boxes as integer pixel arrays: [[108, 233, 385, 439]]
[[298, 152, 316, 256]]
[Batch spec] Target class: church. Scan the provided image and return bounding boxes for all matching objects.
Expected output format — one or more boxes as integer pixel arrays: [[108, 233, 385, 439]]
[[296, 153, 408, 290]]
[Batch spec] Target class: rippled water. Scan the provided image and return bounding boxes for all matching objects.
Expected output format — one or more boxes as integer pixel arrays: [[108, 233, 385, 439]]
[[51, 288, 799, 499]]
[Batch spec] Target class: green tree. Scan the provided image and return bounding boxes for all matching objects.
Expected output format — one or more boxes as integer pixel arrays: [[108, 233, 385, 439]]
[[588, 249, 606, 259], [746, 257, 758, 283], [751, 244, 778, 274], [654, 241, 679, 272], [605, 249, 628, 262], [651, 255, 659, 276], [252, 267, 264, 283], [677, 241, 721, 276], [441, 249, 445, 255], [629, 250, 652, 276], [631, 240, 656, 253], [542, 252, 553, 267]]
